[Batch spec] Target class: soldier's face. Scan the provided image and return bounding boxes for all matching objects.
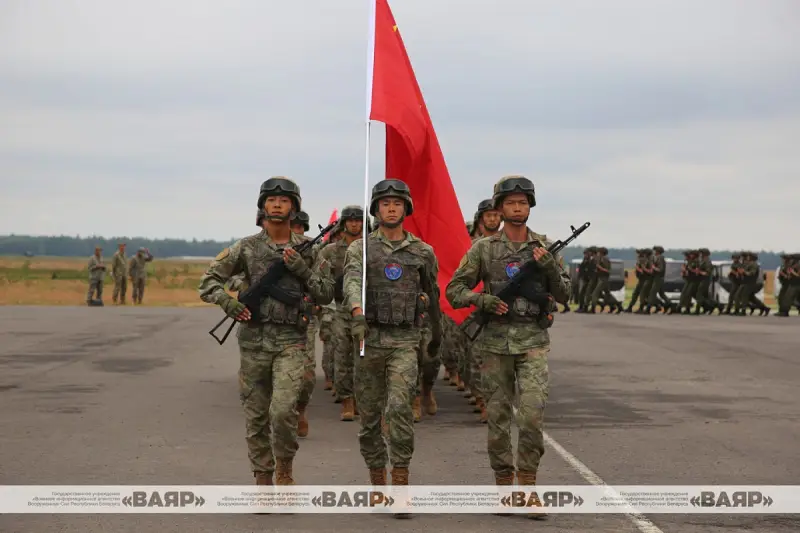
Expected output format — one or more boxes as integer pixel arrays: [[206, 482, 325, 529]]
[[264, 195, 293, 217], [345, 219, 363, 235], [291, 224, 305, 235], [378, 198, 405, 224], [501, 193, 530, 224], [481, 210, 501, 231]]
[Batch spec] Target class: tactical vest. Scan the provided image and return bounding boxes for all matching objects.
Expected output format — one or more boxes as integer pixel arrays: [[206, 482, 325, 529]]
[[244, 235, 309, 329], [364, 236, 427, 327], [635, 257, 647, 279], [485, 239, 547, 324]]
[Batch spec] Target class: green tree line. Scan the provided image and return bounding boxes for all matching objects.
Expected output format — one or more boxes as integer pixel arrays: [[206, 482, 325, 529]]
[[0, 233, 787, 270]]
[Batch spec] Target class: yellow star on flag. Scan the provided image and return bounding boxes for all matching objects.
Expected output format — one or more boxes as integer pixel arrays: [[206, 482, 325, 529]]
[[393, 25, 398, 32]]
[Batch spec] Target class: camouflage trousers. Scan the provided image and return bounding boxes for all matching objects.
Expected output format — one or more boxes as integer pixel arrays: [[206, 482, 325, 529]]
[[440, 318, 460, 376], [482, 347, 549, 476], [355, 344, 418, 469], [87, 279, 103, 302], [414, 327, 440, 395], [581, 279, 597, 308], [131, 277, 146, 303], [319, 316, 336, 383], [591, 279, 617, 308], [112, 276, 127, 303], [332, 312, 354, 400], [779, 283, 799, 313], [298, 317, 319, 406], [237, 325, 306, 474], [466, 342, 484, 400], [679, 281, 698, 308]]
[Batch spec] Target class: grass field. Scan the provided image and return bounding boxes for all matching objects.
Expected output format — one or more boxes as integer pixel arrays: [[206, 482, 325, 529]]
[[0, 255, 781, 308], [0, 256, 216, 306]]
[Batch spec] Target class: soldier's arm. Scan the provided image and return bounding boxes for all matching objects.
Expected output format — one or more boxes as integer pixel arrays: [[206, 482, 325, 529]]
[[198, 242, 244, 306], [342, 239, 364, 311], [304, 248, 334, 305], [423, 247, 442, 339], [445, 242, 483, 309]]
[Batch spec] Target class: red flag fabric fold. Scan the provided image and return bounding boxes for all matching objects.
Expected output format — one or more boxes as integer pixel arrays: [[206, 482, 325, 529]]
[[323, 209, 338, 242], [369, 0, 475, 324]]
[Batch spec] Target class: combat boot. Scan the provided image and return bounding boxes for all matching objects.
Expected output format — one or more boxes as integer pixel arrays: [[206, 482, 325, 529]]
[[390, 467, 411, 519], [463, 388, 473, 398], [494, 471, 515, 516], [275, 458, 295, 485], [477, 398, 488, 424], [254, 471, 272, 485], [422, 384, 437, 416], [449, 373, 459, 387], [324, 379, 333, 391], [517, 471, 548, 520], [369, 467, 387, 486], [467, 395, 477, 406], [412, 396, 422, 422], [456, 377, 466, 392], [340, 398, 355, 421], [297, 402, 309, 438], [443, 370, 451, 382]]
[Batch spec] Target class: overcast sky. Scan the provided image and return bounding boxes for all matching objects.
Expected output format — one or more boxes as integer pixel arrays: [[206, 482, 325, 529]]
[[1, 0, 797, 251]]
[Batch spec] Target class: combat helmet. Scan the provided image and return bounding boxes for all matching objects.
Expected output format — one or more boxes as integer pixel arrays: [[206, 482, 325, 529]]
[[471, 199, 496, 235], [492, 175, 535, 209], [291, 211, 310, 232], [653, 245, 664, 254], [369, 179, 413, 216], [257, 176, 301, 212], [339, 205, 372, 234]]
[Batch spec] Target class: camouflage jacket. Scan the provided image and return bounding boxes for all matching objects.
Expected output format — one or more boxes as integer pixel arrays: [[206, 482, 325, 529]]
[[111, 251, 128, 278], [128, 251, 153, 280], [318, 238, 353, 318], [446, 228, 571, 355], [343, 229, 441, 349], [652, 255, 666, 278], [697, 258, 713, 280], [198, 229, 333, 351], [87, 255, 106, 281], [596, 256, 611, 279]]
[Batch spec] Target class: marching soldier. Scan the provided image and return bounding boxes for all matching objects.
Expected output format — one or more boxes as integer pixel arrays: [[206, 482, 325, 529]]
[[576, 247, 596, 312], [679, 250, 699, 314], [86, 246, 106, 306], [627, 249, 651, 313], [693, 248, 722, 314], [198, 177, 333, 486], [446, 175, 570, 519], [590, 247, 621, 313], [343, 179, 442, 499], [724, 252, 743, 314], [777, 254, 800, 316], [111, 243, 128, 304], [646, 246, 672, 313], [128, 247, 153, 304], [317, 205, 368, 422], [290, 210, 320, 438]]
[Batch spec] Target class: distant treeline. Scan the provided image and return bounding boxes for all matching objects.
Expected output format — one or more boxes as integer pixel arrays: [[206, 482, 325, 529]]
[[0, 234, 787, 270]]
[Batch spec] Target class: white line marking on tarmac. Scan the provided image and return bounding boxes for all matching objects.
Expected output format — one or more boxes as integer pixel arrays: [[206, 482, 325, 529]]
[[543, 431, 665, 533]]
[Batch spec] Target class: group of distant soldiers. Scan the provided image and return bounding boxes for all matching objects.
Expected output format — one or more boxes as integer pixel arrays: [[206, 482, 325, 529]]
[[199, 174, 565, 521], [86, 243, 153, 306], [566, 246, 798, 317]]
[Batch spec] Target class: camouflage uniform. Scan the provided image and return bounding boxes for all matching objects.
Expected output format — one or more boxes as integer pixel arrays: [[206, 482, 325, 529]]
[[590, 248, 617, 311], [626, 249, 649, 312], [724, 253, 743, 314], [86, 249, 106, 304], [679, 250, 699, 313], [319, 301, 337, 389], [777, 254, 800, 316], [647, 246, 670, 312], [111, 246, 128, 304], [447, 175, 570, 499], [197, 177, 333, 485], [343, 179, 442, 491], [128, 248, 153, 304], [582, 251, 598, 310], [693, 248, 721, 314], [575, 247, 595, 312]]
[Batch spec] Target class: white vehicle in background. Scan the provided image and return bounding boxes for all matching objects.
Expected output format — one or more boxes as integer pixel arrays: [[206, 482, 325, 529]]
[[711, 260, 765, 305]]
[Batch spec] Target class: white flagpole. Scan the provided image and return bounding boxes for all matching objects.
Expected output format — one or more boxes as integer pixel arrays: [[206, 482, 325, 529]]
[[360, 0, 377, 357]]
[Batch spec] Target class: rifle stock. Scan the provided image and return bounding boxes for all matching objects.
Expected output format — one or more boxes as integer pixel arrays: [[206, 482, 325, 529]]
[[460, 221, 590, 342], [209, 221, 337, 345]]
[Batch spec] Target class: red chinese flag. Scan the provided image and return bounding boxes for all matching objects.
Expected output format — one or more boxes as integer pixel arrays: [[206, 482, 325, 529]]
[[323, 209, 338, 242], [368, 0, 475, 324]]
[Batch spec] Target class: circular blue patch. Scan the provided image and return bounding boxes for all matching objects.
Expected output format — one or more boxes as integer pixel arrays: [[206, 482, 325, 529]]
[[505, 261, 521, 279], [385, 263, 404, 281]]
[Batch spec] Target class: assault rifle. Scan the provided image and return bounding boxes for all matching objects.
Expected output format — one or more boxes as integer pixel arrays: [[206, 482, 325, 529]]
[[208, 221, 337, 345], [460, 222, 590, 342]]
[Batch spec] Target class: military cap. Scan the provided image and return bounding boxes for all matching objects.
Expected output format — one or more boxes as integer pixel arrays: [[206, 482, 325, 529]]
[[653, 245, 664, 253]]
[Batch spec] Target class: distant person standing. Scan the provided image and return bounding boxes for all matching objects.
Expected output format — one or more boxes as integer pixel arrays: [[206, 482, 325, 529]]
[[129, 248, 154, 304], [111, 243, 128, 304], [86, 246, 106, 306]]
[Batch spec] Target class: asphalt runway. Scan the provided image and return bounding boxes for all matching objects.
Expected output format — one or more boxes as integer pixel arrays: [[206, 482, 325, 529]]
[[0, 306, 798, 533]]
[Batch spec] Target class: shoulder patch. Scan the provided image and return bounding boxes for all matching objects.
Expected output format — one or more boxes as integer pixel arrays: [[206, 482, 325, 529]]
[[215, 248, 230, 261], [457, 254, 469, 270]]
